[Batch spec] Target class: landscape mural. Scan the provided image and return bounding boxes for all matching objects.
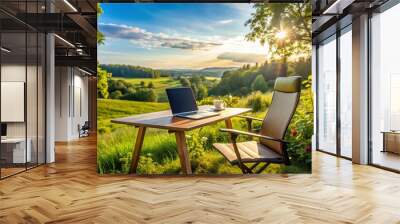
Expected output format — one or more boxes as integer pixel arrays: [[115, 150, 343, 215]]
[[97, 3, 313, 174]]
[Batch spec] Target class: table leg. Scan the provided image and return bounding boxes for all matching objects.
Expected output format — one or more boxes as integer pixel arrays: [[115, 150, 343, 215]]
[[130, 127, 146, 174], [225, 118, 233, 143], [175, 131, 192, 174]]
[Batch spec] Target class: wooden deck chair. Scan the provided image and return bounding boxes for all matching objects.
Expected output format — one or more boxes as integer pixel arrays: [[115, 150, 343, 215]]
[[213, 76, 302, 174]]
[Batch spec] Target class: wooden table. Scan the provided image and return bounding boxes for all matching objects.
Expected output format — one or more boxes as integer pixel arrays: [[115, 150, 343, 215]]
[[111, 105, 251, 174]]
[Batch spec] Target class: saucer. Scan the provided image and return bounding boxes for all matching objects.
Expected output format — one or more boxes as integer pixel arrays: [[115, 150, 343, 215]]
[[213, 107, 225, 111]]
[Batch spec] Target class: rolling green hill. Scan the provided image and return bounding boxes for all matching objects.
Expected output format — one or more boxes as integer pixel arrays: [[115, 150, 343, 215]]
[[97, 99, 170, 133]]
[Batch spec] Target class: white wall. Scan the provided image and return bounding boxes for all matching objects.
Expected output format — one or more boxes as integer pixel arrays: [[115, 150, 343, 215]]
[[54, 67, 89, 141], [1, 64, 26, 138], [1, 63, 46, 164]]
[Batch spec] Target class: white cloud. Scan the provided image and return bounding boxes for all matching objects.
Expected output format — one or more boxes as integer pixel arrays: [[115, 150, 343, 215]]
[[217, 52, 266, 63], [218, 19, 234, 24], [99, 23, 222, 50]]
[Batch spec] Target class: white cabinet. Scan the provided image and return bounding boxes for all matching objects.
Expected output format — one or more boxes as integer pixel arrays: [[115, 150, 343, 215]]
[[1, 138, 32, 163]]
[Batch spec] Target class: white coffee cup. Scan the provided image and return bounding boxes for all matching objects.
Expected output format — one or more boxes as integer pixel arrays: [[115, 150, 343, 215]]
[[213, 100, 225, 111]]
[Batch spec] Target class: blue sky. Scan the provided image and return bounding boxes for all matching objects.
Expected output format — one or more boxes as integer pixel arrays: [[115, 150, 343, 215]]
[[98, 3, 268, 69]]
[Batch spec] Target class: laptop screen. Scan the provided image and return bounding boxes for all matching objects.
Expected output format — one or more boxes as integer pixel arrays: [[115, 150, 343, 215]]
[[166, 87, 198, 115]]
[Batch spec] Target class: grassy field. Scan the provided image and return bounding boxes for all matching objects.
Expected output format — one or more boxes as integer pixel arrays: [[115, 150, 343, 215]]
[[97, 99, 170, 134], [97, 98, 289, 174], [97, 84, 312, 175], [111, 77, 181, 102]]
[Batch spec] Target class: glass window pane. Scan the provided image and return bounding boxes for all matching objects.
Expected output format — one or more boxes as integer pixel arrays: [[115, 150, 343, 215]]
[[340, 28, 352, 158], [38, 33, 45, 165], [1, 31, 27, 177], [318, 36, 337, 154], [27, 31, 38, 169], [371, 4, 400, 171]]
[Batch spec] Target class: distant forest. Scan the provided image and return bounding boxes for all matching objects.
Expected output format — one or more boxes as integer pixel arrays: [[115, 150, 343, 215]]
[[209, 58, 311, 96], [98, 57, 311, 101], [99, 64, 239, 78], [99, 64, 163, 78]]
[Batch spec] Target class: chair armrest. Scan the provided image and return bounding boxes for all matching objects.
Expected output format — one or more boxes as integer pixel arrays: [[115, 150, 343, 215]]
[[237, 115, 263, 122], [238, 115, 263, 132], [220, 128, 288, 144]]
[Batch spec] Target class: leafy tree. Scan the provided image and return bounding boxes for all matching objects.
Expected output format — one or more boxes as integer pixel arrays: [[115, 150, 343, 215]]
[[209, 67, 258, 96], [140, 81, 145, 88], [100, 64, 162, 78], [245, 2, 311, 77], [121, 89, 157, 102], [110, 90, 123, 99], [291, 57, 311, 78], [97, 4, 105, 45], [251, 75, 270, 92], [197, 85, 208, 100], [97, 4, 108, 97], [97, 67, 109, 99], [148, 82, 154, 89], [190, 75, 202, 86], [180, 77, 191, 87], [108, 79, 133, 94]]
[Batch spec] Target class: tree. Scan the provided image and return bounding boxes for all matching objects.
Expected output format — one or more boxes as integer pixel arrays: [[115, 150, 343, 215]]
[[121, 89, 157, 102], [148, 82, 154, 89], [180, 77, 191, 87], [97, 4, 105, 45], [245, 2, 311, 77], [97, 4, 108, 97], [140, 81, 146, 88], [251, 75, 270, 92], [197, 85, 208, 100], [110, 90, 123, 99], [97, 67, 109, 99]]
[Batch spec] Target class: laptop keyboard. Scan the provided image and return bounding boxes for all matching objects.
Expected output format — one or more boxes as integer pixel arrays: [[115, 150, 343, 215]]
[[177, 110, 217, 117]]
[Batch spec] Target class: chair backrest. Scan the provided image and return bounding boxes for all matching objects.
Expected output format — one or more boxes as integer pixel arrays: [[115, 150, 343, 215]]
[[259, 76, 301, 155]]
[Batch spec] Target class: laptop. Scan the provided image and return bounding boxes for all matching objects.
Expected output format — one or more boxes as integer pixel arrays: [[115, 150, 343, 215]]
[[166, 87, 219, 120]]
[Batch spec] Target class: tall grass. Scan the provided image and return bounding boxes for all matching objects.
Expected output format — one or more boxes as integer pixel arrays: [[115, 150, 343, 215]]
[[97, 82, 313, 175]]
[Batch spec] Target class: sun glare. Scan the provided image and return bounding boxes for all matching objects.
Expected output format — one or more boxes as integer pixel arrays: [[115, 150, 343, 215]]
[[275, 30, 287, 40]]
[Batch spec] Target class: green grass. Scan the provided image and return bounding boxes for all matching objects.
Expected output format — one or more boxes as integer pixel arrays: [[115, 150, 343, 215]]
[[97, 92, 312, 175], [205, 77, 221, 81], [97, 98, 288, 174], [112, 77, 181, 102], [97, 99, 170, 133]]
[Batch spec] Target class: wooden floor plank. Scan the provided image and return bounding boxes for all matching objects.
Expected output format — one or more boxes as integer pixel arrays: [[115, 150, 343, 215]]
[[0, 135, 399, 223]]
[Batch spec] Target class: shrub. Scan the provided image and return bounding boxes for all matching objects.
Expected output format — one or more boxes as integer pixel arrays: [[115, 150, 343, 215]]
[[284, 75, 313, 172], [180, 77, 191, 87], [251, 75, 270, 92], [110, 90, 123, 99], [97, 67, 109, 99], [197, 85, 208, 100], [121, 89, 157, 102], [245, 91, 272, 112]]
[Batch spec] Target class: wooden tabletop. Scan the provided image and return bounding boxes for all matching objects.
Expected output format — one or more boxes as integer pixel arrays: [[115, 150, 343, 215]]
[[111, 105, 252, 131]]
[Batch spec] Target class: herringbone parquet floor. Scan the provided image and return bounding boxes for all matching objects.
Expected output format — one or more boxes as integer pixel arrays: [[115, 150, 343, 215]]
[[1, 136, 400, 223]]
